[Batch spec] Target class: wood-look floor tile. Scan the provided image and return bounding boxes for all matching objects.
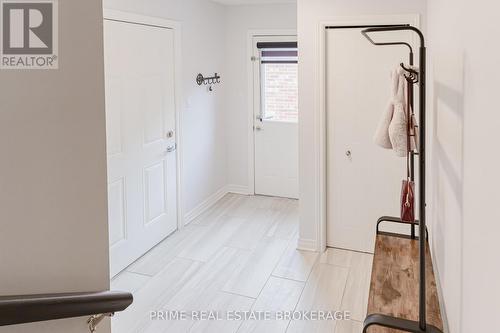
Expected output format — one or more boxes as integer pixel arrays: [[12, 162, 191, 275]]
[[111, 271, 150, 294], [266, 202, 299, 240], [225, 195, 261, 218], [111, 195, 373, 333], [112, 258, 203, 333], [319, 248, 356, 268], [167, 247, 251, 311], [226, 208, 278, 250], [223, 238, 288, 298], [252, 196, 293, 211], [192, 194, 241, 226], [334, 319, 363, 333], [127, 226, 205, 276], [272, 241, 319, 282], [140, 247, 251, 333], [190, 291, 255, 333], [238, 276, 304, 333], [178, 217, 245, 262], [340, 252, 373, 321], [286, 264, 349, 333]]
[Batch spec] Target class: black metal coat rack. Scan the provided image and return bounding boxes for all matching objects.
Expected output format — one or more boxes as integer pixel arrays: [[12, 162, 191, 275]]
[[360, 25, 441, 333], [325, 23, 439, 333]]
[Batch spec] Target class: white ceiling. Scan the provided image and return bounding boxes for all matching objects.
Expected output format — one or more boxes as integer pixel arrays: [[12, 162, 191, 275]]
[[211, 0, 296, 5]]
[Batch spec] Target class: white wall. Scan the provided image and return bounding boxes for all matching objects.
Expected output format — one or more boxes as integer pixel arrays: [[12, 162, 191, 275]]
[[297, 0, 427, 248], [427, 0, 500, 331], [0, 0, 110, 332], [103, 0, 228, 217], [224, 4, 297, 192]]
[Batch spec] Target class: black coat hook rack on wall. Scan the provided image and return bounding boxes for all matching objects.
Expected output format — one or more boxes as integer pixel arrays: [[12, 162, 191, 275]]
[[196, 73, 221, 86]]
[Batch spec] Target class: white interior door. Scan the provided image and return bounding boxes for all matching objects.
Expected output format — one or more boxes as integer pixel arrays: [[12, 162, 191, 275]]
[[326, 26, 416, 253], [104, 18, 178, 276], [253, 36, 299, 199]]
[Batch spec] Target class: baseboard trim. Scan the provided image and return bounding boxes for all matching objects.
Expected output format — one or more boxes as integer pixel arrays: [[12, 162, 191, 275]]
[[297, 238, 318, 252], [183, 186, 228, 225], [226, 184, 251, 195]]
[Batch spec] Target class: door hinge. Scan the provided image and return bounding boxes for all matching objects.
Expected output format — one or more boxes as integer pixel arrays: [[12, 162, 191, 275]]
[[251, 56, 260, 62]]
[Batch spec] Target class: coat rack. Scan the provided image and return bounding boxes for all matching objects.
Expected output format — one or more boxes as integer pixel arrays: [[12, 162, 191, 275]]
[[359, 25, 442, 333], [196, 73, 221, 86]]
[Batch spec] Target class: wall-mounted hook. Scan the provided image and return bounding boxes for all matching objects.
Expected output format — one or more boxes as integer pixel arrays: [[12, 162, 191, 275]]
[[196, 73, 222, 87], [400, 62, 418, 75], [196, 74, 204, 85]]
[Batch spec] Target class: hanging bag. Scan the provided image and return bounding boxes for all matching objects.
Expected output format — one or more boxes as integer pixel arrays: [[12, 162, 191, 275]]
[[401, 172, 415, 222], [401, 76, 415, 223]]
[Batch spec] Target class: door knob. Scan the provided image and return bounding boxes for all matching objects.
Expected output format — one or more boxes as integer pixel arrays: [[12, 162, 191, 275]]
[[345, 150, 351, 157], [166, 144, 177, 153]]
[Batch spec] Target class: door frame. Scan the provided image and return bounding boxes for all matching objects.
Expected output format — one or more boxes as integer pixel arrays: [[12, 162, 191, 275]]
[[102, 10, 184, 233], [315, 15, 420, 252], [247, 29, 297, 196]]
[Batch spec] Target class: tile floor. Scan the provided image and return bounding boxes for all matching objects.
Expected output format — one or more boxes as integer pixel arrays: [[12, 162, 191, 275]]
[[111, 194, 373, 333]]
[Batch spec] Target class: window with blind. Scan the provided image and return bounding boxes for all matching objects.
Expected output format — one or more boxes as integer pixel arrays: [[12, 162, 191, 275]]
[[258, 42, 298, 123]]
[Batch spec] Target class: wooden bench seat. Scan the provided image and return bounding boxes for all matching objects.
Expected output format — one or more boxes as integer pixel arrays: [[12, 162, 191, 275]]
[[366, 234, 444, 332]]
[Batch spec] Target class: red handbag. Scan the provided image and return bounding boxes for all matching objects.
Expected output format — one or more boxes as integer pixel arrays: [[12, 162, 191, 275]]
[[401, 177, 415, 222]]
